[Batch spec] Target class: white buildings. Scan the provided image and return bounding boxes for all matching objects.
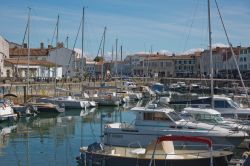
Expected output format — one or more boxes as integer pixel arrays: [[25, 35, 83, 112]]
[[6, 43, 61, 79], [239, 47, 250, 71], [0, 36, 11, 77], [48, 46, 86, 78], [86, 61, 96, 76]]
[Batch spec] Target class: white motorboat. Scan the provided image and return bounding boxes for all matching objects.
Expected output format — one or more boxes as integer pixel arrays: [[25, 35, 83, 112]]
[[181, 107, 250, 134], [103, 104, 247, 148], [91, 92, 121, 106], [0, 100, 17, 122], [170, 95, 250, 120], [37, 96, 90, 109]]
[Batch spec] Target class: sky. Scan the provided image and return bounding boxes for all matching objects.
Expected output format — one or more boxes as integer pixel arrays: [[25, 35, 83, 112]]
[[0, 0, 250, 59]]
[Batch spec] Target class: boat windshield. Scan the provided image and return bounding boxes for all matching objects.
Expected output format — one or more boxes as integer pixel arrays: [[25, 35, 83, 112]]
[[213, 114, 224, 122], [227, 99, 240, 108], [168, 111, 182, 121], [194, 114, 223, 123]]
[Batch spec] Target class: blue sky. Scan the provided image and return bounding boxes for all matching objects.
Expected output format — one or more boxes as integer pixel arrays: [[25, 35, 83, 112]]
[[0, 0, 249, 59]]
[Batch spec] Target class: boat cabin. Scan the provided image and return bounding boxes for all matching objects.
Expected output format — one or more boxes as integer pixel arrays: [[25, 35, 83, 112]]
[[181, 107, 224, 124], [132, 105, 184, 128]]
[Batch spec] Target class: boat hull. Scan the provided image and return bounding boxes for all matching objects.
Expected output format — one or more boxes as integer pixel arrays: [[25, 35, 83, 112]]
[[78, 152, 233, 166], [104, 128, 245, 149]]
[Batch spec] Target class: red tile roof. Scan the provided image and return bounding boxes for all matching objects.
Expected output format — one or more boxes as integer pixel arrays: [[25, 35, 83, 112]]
[[9, 48, 49, 57], [4, 58, 59, 67]]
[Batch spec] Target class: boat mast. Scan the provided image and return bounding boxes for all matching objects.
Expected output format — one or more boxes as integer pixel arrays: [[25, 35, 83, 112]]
[[208, 0, 214, 108], [82, 7, 85, 81], [101, 27, 107, 82], [54, 14, 59, 97], [120, 45, 123, 81], [27, 7, 31, 96], [115, 38, 118, 78]]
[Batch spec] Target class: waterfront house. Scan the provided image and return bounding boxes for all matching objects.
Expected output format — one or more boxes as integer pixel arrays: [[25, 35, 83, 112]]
[[0, 36, 11, 78], [48, 44, 86, 79], [7, 42, 62, 80]]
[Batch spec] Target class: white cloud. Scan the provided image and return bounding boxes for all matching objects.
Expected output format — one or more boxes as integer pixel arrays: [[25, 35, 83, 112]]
[[74, 48, 94, 60], [158, 50, 172, 55], [212, 43, 229, 48], [177, 48, 204, 55]]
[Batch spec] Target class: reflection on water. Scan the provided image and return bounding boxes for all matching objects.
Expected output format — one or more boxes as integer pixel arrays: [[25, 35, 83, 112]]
[[0, 101, 139, 166], [0, 97, 244, 165]]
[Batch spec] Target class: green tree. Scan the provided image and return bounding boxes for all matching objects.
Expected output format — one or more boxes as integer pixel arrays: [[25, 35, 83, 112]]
[[94, 56, 104, 62]]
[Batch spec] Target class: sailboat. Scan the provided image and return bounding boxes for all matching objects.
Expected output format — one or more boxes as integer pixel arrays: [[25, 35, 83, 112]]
[[36, 10, 94, 109], [90, 27, 122, 106]]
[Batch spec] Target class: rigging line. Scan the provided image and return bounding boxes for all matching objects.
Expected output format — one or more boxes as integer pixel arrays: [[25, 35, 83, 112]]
[[50, 19, 57, 46], [214, 0, 249, 101], [182, 0, 200, 52], [9, 8, 30, 94], [96, 31, 104, 58], [61, 15, 83, 87]]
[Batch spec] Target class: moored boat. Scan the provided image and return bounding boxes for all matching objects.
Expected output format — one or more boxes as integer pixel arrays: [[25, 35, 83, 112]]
[[76, 135, 233, 166], [26, 102, 65, 113], [103, 104, 247, 148]]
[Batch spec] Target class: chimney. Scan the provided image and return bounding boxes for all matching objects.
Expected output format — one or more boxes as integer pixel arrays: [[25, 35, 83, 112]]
[[23, 43, 27, 48], [216, 47, 220, 53], [57, 42, 64, 48], [40, 42, 44, 49]]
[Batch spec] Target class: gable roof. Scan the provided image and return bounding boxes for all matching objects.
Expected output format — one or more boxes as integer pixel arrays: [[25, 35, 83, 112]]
[[9, 48, 49, 57], [4, 58, 59, 67]]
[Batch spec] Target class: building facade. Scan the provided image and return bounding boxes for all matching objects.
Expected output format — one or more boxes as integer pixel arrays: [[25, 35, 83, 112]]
[[0, 36, 11, 77], [48, 46, 86, 78]]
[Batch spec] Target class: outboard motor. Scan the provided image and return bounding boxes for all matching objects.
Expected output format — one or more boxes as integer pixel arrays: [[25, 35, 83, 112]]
[[87, 142, 104, 152]]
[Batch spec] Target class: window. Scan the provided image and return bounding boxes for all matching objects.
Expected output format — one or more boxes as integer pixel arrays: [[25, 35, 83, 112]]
[[143, 112, 171, 121], [168, 112, 182, 121], [214, 100, 226, 108], [244, 64, 247, 70]]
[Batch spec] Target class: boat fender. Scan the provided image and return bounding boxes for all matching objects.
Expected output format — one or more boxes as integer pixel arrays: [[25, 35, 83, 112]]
[[242, 151, 250, 159], [108, 95, 111, 100], [242, 151, 250, 166]]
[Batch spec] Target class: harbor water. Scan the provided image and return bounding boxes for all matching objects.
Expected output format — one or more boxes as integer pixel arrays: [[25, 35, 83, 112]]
[[0, 102, 139, 166], [0, 99, 246, 165]]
